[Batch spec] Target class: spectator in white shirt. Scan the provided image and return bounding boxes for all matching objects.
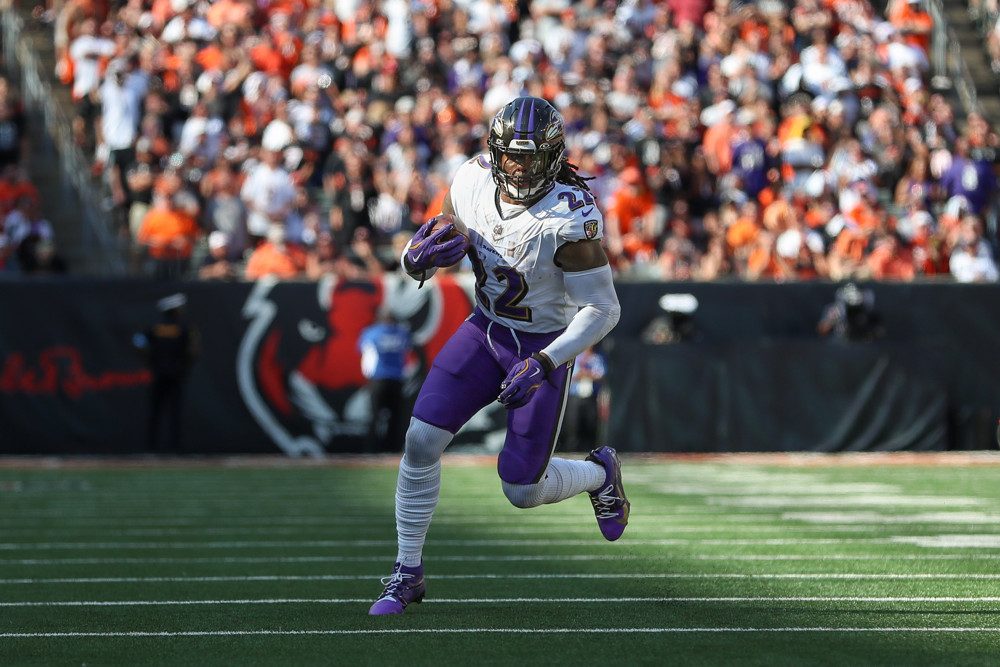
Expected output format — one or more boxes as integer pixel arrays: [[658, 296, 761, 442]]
[[240, 147, 297, 244], [69, 18, 116, 147], [949, 215, 999, 283], [100, 58, 149, 213], [160, 0, 218, 45]]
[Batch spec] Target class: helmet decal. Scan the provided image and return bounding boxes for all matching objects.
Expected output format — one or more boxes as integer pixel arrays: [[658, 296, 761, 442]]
[[544, 118, 564, 142], [514, 97, 536, 139]]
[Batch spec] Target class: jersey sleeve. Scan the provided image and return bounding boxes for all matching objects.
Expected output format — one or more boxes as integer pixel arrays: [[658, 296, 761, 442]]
[[555, 189, 605, 245]]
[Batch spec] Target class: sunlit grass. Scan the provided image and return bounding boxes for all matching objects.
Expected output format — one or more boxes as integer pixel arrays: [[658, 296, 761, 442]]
[[1, 454, 999, 665]]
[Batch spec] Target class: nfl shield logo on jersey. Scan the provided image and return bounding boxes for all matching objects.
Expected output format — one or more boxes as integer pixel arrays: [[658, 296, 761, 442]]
[[583, 220, 599, 240], [493, 223, 504, 241]]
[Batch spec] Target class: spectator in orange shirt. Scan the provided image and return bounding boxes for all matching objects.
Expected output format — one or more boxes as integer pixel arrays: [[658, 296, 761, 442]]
[[746, 230, 792, 281], [249, 32, 285, 76], [866, 232, 916, 280], [828, 222, 871, 280], [701, 98, 736, 176], [148, 0, 179, 33], [761, 190, 796, 233], [244, 223, 307, 281], [840, 180, 883, 232], [887, 0, 932, 54], [136, 184, 201, 280], [249, 14, 301, 79], [205, 0, 255, 31], [195, 23, 241, 72], [725, 199, 762, 276], [603, 165, 658, 267], [0, 166, 40, 216]]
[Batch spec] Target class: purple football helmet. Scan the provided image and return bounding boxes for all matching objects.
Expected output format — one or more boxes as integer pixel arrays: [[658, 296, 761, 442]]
[[488, 96, 566, 204]]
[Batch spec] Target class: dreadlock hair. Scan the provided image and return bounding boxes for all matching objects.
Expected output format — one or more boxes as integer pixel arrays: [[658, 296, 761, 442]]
[[555, 158, 595, 192]]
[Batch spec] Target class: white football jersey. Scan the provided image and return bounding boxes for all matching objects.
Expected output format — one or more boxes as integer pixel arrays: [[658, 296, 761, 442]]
[[449, 154, 604, 334]]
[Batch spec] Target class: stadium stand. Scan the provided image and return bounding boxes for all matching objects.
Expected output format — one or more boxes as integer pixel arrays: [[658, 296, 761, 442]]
[[1, 0, 998, 283]]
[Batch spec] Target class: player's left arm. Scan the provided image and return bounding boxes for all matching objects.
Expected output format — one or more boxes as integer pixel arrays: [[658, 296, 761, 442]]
[[497, 239, 620, 409], [536, 239, 621, 370]]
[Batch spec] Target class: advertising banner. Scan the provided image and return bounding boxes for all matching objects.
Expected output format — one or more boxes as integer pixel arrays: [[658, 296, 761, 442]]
[[1, 280, 997, 454]]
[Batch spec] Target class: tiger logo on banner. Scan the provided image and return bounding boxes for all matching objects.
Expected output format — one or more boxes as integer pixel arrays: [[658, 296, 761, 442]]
[[236, 274, 474, 456]]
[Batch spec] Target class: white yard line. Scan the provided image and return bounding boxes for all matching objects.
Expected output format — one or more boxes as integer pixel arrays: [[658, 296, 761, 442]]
[[5, 503, 996, 521], [0, 522, 993, 534], [0, 536, 974, 550], [706, 496, 988, 508], [1, 553, 994, 566], [0, 524, 942, 538], [2, 627, 999, 638], [2, 573, 1000, 584], [2, 596, 1000, 607]]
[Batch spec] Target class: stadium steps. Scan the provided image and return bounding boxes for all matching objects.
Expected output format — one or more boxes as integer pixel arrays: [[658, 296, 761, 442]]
[[19, 20, 92, 269], [24, 101, 91, 267], [8, 5, 121, 275], [941, 0, 1000, 123]]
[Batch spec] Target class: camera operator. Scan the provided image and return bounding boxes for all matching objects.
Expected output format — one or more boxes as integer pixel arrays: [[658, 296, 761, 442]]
[[642, 293, 701, 344], [817, 282, 884, 342]]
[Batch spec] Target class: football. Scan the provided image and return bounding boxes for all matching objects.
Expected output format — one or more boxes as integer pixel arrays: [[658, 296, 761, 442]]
[[430, 214, 469, 242]]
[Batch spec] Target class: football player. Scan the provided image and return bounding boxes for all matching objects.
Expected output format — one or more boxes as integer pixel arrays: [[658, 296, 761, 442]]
[[369, 97, 628, 615]]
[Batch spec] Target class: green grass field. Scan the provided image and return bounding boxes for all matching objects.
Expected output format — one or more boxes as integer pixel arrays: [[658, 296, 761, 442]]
[[2, 453, 1000, 666]]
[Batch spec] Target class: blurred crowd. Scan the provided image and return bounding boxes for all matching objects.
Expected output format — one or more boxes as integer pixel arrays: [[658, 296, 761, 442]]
[[14, 0, 1000, 282]]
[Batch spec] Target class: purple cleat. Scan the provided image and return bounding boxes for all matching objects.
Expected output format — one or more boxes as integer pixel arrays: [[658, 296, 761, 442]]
[[586, 446, 630, 541], [368, 562, 425, 615]]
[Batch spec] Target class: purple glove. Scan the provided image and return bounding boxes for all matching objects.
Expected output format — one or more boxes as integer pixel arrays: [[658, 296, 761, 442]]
[[498, 353, 557, 409], [405, 218, 470, 272]]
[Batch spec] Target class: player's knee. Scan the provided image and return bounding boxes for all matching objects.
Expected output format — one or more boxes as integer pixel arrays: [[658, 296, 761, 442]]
[[403, 417, 452, 467], [501, 480, 545, 509]]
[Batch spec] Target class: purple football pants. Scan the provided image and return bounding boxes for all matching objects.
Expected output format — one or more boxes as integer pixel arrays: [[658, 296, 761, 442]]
[[413, 309, 572, 485]]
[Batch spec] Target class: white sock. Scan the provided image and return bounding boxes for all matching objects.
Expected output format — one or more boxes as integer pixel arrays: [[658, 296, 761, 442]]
[[395, 458, 441, 566], [536, 457, 606, 504], [393, 419, 451, 567]]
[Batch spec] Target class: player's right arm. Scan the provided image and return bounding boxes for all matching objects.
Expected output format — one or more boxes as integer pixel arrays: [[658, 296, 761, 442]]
[[400, 188, 467, 284], [441, 190, 455, 217]]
